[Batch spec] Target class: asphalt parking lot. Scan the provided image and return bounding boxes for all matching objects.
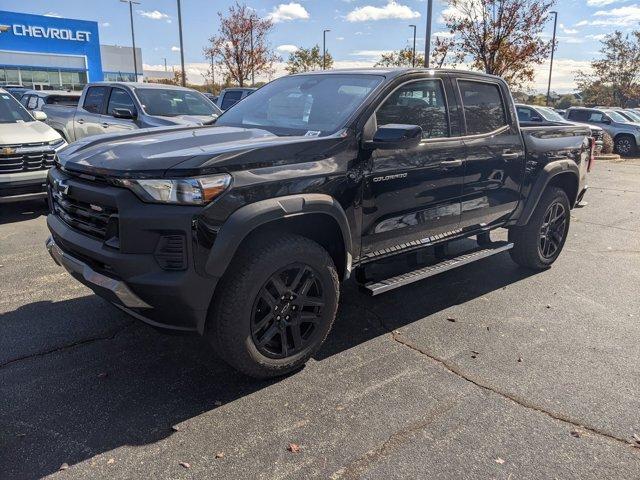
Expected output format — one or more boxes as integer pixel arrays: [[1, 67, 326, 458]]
[[1, 159, 639, 480]]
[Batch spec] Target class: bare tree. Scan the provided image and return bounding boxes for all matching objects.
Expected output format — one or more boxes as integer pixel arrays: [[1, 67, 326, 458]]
[[440, 0, 555, 88], [204, 2, 279, 87]]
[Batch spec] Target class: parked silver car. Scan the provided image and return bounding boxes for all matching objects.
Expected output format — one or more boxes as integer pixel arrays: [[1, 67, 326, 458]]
[[43, 82, 222, 143], [20, 90, 81, 113], [565, 107, 640, 156]]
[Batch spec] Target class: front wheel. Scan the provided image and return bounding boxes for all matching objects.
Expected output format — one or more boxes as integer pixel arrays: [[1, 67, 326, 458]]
[[508, 187, 571, 270], [615, 135, 637, 156], [207, 234, 340, 378]]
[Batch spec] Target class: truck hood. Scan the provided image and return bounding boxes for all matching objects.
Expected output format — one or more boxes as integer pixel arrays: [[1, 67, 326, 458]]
[[150, 114, 218, 126], [57, 125, 346, 178], [0, 120, 61, 145]]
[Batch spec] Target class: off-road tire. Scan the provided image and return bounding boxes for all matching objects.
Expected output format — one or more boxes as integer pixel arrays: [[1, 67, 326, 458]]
[[614, 134, 637, 157], [207, 233, 340, 379], [508, 187, 570, 270]]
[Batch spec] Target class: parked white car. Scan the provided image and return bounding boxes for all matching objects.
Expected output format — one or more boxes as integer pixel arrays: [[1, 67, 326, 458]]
[[0, 88, 67, 203]]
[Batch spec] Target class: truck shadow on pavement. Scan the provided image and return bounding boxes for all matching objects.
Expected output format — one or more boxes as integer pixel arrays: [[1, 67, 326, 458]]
[[0, 199, 49, 226], [0, 253, 534, 479]]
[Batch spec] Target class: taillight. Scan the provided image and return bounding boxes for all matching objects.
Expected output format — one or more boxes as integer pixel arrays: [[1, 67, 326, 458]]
[[588, 137, 596, 172]]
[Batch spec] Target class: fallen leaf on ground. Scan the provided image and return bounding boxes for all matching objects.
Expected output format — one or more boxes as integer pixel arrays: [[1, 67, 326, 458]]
[[633, 434, 640, 444], [447, 317, 456, 322], [495, 458, 505, 465], [215, 452, 225, 459], [179, 462, 191, 469], [570, 430, 582, 438], [546, 304, 551, 309], [336, 405, 345, 411], [171, 425, 180, 432], [107, 458, 115, 465], [59, 463, 69, 471], [517, 357, 523, 363], [287, 443, 301, 453]]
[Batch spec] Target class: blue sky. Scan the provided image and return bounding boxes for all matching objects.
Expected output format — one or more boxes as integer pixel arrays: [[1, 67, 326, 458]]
[[2, 0, 639, 92]]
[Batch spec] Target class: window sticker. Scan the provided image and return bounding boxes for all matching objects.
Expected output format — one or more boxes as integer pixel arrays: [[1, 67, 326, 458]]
[[304, 130, 321, 137]]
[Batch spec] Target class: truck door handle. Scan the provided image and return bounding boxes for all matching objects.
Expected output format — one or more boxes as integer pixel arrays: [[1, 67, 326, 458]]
[[440, 159, 463, 167], [76, 119, 85, 124], [502, 151, 520, 160], [101, 123, 110, 128]]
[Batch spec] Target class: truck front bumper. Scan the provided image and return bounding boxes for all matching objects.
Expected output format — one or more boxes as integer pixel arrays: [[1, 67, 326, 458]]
[[0, 170, 48, 203]]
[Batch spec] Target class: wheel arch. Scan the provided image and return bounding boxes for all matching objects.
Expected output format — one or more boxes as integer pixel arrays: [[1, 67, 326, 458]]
[[204, 194, 353, 282], [516, 160, 580, 226]]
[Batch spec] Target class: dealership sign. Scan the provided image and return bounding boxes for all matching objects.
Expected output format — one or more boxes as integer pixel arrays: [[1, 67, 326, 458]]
[[1, 23, 92, 42]]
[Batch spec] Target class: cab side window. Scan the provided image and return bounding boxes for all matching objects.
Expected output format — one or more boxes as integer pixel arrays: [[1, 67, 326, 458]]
[[459, 80, 507, 135], [27, 96, 39, 110], [517, 107, 534, 122], [221, 91, 243, 110], [83, 86, 108, 114], [376, 79, 449, 139], [107, 88, 137, 117]]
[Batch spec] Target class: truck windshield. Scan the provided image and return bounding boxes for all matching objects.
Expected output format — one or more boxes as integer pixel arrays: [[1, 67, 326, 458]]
[[0, 92, 33, 123], [215, 74, 384, 136], [605, 110, 630, 123], [537, 107, 566, 122], [135, 88, 218, 117]]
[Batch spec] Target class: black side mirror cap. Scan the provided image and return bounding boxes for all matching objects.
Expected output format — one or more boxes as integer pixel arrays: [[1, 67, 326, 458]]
[[112, 108, 136, 119], [364, 124, 423, 150]]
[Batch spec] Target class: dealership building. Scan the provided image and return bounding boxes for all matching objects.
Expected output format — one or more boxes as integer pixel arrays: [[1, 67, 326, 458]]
[[0, 10, 143, 90]]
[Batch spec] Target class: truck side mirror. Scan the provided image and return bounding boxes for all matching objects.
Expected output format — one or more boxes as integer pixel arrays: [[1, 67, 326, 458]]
[[364, 124, 423, 150], [112, 108, 136, 120], [33, 111, 47, 121]]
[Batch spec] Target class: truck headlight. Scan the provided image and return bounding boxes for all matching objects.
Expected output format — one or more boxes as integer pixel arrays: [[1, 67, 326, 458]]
[[115, 174, 232, 205]]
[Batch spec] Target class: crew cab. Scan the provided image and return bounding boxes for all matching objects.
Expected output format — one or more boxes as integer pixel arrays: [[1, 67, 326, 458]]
[[45, 69, 593, 378], [0, 89, 66, 203], [43, 82, 221, 143]]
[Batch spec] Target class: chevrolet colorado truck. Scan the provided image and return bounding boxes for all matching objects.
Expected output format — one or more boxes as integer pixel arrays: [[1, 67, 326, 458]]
[[43, 82, 221, 143], [45, 69, 594, 378]]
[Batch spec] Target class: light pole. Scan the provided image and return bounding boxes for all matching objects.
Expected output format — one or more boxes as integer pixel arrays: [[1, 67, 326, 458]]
[[176, 0, 186, 86], [546, 11, 558, 106], [120, 0, 140, 81], [409, 24, 417, 68], [250, 18, 255, 86], [424, 0, 433, 68], [323, 29, 331, 70]]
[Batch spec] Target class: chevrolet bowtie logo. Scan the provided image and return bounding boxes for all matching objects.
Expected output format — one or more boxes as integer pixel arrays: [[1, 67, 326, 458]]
[[1, 147, 16, 155], [0, 25, 10, 33]]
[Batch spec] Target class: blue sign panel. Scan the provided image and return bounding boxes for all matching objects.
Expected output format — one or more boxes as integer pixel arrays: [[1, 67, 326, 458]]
[[0, 10, 103, 81]]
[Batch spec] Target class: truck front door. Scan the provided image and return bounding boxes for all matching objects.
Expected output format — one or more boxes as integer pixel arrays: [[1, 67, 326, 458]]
[[74, 86, 110, 140], [360, 74, 465, 257], [456, 78, 525, 230], [104, 87, 138, 135]]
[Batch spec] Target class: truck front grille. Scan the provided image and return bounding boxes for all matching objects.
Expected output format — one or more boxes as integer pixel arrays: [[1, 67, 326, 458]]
[[51, 189, 119, 242], [0, 143, 56, 173]]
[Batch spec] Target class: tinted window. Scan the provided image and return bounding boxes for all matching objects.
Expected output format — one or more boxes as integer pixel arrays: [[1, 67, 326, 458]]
[[107, 88, 136, 116], [604, 110, 628, 123], [135, 88, 217, 117], [27, 96, 39, 110], [221, 91, 244, 110], [567, 109, 591, 122], [216, 74, 383, 137], [46, 95, 80, 106], [459, 80, 507, 135], [517, 107, 535, 122], [20, 95, 30, 107], [377, 79, 449, 139], [83, 86, 108, 113]]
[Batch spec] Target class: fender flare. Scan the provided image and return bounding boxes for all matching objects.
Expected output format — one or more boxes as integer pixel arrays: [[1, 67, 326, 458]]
[[204, 193, 353, 279], [516, 160, 580, 226]]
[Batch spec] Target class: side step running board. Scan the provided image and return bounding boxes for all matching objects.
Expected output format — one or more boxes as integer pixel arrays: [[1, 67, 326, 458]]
[[364, 241, 514, 296]]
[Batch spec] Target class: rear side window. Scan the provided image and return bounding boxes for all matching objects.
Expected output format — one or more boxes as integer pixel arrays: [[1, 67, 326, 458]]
[[517, 107, 535, 122], [20, 95, 30, 107], [27, 96, 39, 110], [83, 86, 108, 114], [459, 80, 507, 135], [377, 79, 449, 139], [221, 91, 243, 109], [567, 109, 591, 122], [46, 95, 80, 106]]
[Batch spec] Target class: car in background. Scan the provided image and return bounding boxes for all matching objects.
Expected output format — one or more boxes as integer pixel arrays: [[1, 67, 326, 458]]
[[516, 104, 604, 151], [43, 82, 221, 143], [202, 93, 223, 114], [20, 90, 81, 113], [1, 84, 30, 100], [0, 88, 66, 203], [216, 87, 256, 110], [565, 107, 640, 156]]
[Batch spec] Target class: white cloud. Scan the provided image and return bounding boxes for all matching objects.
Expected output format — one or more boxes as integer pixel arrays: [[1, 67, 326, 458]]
[[433, 30, 454, 38], [587, 33, 608, 41], [346, 2, 420, 22], [138, 10, 171, 21], [349, 50, 393, 60], [336, 36, 345, 41], [586, 0, 623, 5], [171, 46, 181, 52], [101, 22, 111, 27], [277, 44, 299, 53], [591, 5, 640, 26], [44, 12, 62, 18], [529, 58, 592, 93], [267, 3, 310, 23]]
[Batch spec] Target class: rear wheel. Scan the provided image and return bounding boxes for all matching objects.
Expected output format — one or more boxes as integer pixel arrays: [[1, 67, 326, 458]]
[[508, 187, 570, 270], [207, 233, 339, 378], [615, 134, 636, 156]]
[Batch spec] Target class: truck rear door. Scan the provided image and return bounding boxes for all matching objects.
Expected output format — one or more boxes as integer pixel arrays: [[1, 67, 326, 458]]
[[456, 77, 525, 230], [74, 86, 110, 140]]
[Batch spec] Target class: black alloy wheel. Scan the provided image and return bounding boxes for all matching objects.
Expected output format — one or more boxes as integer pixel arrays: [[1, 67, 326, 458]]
[[539, 201, 567, 259], [615, 136, 635, 156], [251, 264, 325, 359]]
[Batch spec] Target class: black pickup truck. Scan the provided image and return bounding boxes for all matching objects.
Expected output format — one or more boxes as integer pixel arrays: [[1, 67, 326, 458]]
[[45, 69, 594, 378]]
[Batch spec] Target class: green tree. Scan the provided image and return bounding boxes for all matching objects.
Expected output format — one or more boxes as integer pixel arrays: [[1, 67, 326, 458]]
[[577, 31, 640, 107], [285, 45, 333, 74], [374, 46, 424, 67], [556, 94, 579, 109]]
